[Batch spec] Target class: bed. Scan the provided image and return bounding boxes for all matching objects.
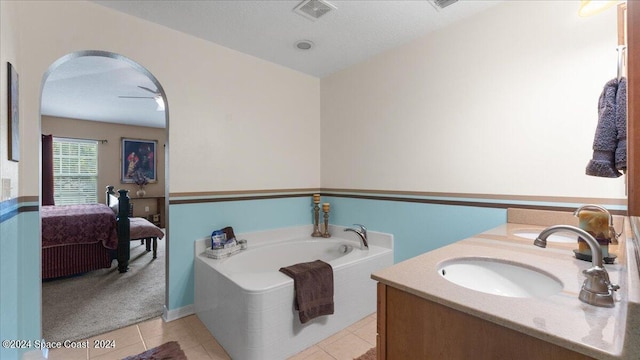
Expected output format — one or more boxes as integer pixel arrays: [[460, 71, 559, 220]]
[[42, 187, 132, 279], [106, 186, 165, 270]]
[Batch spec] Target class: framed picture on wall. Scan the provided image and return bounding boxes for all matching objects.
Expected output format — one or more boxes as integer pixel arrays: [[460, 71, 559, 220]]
[[121, 138, 157, 183], [7, 62, 19, 162]]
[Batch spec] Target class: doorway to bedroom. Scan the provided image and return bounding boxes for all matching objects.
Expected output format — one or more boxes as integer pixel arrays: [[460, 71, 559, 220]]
[[39, 50, 169, 343]]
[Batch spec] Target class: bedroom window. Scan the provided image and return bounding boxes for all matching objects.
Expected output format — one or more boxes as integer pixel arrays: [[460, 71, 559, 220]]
[[53, 137, 98, 205]]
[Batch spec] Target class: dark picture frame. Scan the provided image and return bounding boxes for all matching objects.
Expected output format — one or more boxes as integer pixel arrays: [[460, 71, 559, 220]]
[[121, 138, 157, 183], [8, 62, 19, 162]]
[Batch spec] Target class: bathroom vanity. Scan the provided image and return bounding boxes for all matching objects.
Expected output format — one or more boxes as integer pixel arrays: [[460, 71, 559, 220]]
[[372, 209, 640, 360]]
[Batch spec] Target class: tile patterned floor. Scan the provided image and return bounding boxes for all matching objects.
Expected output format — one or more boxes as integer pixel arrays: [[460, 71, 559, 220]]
[[47, 313, 377, 360]]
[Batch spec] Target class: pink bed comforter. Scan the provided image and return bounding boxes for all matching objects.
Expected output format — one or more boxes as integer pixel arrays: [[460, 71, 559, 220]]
[[41, 204, 118, 249]]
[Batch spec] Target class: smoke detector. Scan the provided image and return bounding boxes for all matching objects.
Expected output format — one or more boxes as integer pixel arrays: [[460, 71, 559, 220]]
[[429, 0, 459, 11], [293, 0, 337, 21]]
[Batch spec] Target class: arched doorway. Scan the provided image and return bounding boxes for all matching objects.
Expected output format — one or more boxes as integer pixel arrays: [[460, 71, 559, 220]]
[[39, 50, 169, 341]]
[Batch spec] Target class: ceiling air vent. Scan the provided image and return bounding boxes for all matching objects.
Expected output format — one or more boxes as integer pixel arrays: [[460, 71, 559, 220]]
[[293, 0, 337, 21], [429, 0, 459, 10]]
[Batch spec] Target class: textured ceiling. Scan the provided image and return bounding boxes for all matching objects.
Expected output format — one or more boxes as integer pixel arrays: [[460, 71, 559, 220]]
[[42, 56, 165, 128], [43, 0, 503, 128], [92, 0, 503, 78]]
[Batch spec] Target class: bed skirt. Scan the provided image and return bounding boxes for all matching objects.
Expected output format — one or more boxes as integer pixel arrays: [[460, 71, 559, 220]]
[[42, 242, 114, 280]]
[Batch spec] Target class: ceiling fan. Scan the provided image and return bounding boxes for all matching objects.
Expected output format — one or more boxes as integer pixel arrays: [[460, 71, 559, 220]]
[[118, 86, 165, 111]]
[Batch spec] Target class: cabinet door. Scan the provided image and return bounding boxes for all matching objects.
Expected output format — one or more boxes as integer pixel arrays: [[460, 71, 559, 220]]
[[376, 283, 386, 360], [382, 286, 593, 360]]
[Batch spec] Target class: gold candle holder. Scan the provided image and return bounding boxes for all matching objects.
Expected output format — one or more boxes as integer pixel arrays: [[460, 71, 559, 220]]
[[322, 203, 331, 238], [311, 194, 322, 237], [311, 203, 322, 237]]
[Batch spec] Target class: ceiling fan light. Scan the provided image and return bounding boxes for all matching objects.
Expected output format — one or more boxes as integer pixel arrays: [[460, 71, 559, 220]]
[[578, 0, 617, 17], [155, 96, 165, 111]]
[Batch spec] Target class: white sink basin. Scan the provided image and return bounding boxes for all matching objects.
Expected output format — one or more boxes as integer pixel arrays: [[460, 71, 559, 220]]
[[513, 229, 577, 243], [438, 257, 563, 298]]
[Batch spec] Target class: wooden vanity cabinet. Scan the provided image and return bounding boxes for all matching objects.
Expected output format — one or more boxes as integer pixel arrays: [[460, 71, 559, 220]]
[[376, 283, 595, 360]]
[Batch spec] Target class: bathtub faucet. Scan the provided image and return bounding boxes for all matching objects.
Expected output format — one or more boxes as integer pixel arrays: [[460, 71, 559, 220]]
[[344, 224, 369, 250]]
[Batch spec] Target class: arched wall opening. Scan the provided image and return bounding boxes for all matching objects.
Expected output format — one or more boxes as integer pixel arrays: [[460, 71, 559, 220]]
[[39, 50, 170, 340]]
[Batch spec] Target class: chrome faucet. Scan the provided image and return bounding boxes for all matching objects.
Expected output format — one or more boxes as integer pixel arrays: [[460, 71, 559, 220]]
[[573, 204, 620, 244], [534, 225, 619, 307], [344, 224, 369, 250]]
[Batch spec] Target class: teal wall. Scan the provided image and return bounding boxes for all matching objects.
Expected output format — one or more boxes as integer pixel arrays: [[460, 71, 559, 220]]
[[19, 211, 41, 347], [167, 196, 314, 310], [0, 193, 627, 358], [322, 195, 627, 263], [166, 194, 508, 311], [323, 196, 506, 263], [0, 202, 41, 359], [166, 193, 629, 312], [1, 204, 20, 360]]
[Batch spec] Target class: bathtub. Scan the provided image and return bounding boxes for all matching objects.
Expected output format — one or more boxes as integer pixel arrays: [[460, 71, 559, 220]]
[[194, 225, 393, 360]]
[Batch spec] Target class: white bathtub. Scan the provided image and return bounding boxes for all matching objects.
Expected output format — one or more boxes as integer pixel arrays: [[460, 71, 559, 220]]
[[194, 225, 393, 360]]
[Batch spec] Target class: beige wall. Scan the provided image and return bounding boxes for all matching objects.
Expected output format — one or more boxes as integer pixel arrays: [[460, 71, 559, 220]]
[[10, 0, 627, 202], [15, 0, 321, 197], [42, 116, 165, 215], [321, 1, 626, 200], [0, 0, 20, 201]]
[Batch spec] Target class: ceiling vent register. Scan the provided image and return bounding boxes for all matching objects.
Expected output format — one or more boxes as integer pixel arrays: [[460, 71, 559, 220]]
[[293, 0, 337, 21], [429, 0, 459, 10]]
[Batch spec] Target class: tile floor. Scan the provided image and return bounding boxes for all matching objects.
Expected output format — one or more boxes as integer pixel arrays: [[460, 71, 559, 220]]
[[47, 312, 377, 360]]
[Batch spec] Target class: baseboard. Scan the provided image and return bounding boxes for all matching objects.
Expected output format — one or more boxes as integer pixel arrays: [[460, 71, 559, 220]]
[[163, 304, 194, 322]]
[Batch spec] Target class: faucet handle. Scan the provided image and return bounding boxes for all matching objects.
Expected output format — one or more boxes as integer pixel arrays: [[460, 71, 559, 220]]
[[582, 267, 619, 294], [353, 224, 367, 235], [609, 217, 624, 244], [609, 226, 620, 243]]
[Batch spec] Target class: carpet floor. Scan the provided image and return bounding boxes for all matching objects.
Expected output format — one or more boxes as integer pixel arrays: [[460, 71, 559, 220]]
[[42, 238, 165, 343]]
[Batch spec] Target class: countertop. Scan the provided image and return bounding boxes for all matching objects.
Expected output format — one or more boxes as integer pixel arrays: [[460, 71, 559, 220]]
[[371, 208, 640, 359]]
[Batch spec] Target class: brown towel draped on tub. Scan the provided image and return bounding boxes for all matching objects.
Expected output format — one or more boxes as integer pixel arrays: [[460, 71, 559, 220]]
[[279, 260, 334, 324]]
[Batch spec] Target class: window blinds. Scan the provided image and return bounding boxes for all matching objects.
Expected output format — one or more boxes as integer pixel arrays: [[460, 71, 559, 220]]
[[53, 138, 98, 205]]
